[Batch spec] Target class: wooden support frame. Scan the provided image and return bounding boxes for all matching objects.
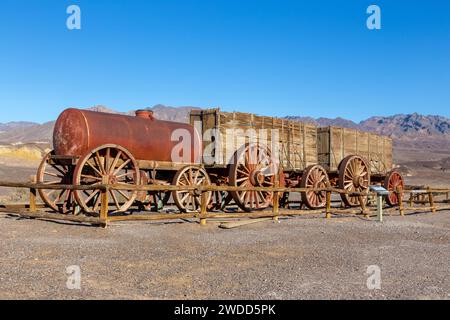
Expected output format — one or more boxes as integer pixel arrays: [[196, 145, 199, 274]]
[[1, 180, 450, 228], [29, 175, 37, 213], [428, 187, 436, 213]]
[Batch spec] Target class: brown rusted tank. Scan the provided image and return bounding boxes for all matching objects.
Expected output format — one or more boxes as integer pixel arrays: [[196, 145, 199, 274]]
[[53, 108, 202, 163]]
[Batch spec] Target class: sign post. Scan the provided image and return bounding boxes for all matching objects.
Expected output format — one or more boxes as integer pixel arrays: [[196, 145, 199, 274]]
[[369, 186, 390, 222]]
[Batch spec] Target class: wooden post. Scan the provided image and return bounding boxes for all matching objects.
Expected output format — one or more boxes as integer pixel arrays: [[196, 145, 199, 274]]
[[29, 175, 37, 213], [359, 195, 368, 218], [100, 188, 109, 228], [428, 187, 436, 213], [272, 178, 280, 222], [200, 187, 207, 226], [409, 193, 414, 207], [272, 193, 279, 222], [397, 187, 404, 216], [325, 191, 332, 219]]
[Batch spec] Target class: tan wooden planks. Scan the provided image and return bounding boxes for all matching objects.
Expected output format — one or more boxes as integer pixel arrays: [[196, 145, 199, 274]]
[[317, 126, 393, 174], [190, 109, 318, 170]]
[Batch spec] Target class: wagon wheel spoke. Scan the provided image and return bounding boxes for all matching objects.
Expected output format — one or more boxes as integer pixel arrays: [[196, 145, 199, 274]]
[[110, 190, 121, 210], [109, 150, 122, 173], [113, 159, 131, 176]]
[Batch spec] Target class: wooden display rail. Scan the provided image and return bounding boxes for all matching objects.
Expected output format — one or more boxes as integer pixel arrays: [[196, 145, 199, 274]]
[[0, 180, 449, 228]]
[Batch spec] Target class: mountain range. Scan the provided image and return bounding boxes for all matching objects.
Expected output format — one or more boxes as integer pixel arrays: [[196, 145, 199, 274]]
[[0, 105, 449, 152]]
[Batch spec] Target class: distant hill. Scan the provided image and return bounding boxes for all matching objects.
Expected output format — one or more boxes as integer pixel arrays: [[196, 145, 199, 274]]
[[0, 106, 449, 154], [0, 121, 54, 144], [286, 116, 359, 129], [0, 122, 37, 134]]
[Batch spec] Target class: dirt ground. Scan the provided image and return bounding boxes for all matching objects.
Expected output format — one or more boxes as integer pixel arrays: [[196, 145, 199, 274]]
[[0, 148, 449, 300], [0, 209, 449, 300]]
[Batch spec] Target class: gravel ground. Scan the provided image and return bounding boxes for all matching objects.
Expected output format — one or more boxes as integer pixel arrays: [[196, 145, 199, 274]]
[[0, 210, 449, 300]]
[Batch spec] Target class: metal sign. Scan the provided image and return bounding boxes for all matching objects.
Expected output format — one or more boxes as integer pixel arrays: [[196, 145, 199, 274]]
[[369, 185, 390, 196]]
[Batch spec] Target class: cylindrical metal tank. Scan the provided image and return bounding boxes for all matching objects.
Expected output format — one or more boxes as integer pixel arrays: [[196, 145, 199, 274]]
[[53, 108, 202, 163]]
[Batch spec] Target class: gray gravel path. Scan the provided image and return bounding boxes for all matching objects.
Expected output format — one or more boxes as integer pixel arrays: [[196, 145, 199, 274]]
[[0, 211, 449, 300]]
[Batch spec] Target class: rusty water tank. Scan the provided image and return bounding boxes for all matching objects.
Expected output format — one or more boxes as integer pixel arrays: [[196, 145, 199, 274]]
[[53, 108, 202, 163]]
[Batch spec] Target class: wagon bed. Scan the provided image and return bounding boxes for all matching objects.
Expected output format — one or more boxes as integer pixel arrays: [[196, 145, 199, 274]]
[[190, 108, 318, 171]]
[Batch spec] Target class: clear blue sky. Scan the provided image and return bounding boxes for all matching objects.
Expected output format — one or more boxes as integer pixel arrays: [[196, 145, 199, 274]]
[[0, 0, 449, 123]]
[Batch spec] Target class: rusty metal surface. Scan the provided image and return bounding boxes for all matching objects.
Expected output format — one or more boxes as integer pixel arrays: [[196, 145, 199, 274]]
[[53, 108, 202, 163]]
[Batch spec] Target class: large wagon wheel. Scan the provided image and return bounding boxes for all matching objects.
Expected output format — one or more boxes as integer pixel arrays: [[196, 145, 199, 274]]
[[229, 143, 277, 212], [73, 144, 140, 216], [172, 165, 211, 213], [300, 165, 330, 209], [36, 151, 78, 214], [339, 155, 371, 207], [384, 170, 405, 207]]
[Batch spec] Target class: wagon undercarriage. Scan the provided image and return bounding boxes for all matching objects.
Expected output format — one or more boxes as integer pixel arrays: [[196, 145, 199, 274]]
[[36, 146, 405, 218]]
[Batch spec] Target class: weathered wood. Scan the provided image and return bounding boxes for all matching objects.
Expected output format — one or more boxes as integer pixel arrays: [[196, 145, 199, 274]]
[[107, 213, 198, 222], [9, 210, 103, 225], [137, 160, 195, 171], [100, 189, 109, 227], [359, 195, 368, 217], [317, 126, 393, 174], [219, 218, 273, 229], [191, 108, 318, 170], [0, 181, 106, 191], [29, 175, 37, 213], [428, 188, 436, 213], [272, 178, 280, 222], [325, 191, 332, 219], [0, 203, 46, 210], [397, 187, 405, 216], [200, 186, 208, 226]]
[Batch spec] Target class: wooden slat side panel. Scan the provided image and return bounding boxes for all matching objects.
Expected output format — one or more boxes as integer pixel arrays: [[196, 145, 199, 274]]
[[384, 137, 393, 171], [218, 111, 318, 171], [357, 131, 369, 161], [317, 127, 330, 170], [304, 124, 318, 168], [330, 127, 344, 171], [343, 128, 358, 158]]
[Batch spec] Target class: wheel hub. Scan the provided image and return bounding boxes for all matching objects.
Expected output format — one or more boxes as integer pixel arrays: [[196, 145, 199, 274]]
[[102, 175, 118, 185], [249, 170, 265, 186], [353, 175, 364, 188]]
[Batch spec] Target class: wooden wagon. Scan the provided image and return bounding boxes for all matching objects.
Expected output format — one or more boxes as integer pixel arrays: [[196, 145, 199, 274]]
[[35, 107, 404, 217], [191, 109, 326, 211], [317, 127, 403, 207], [191, 109, 404, 210]]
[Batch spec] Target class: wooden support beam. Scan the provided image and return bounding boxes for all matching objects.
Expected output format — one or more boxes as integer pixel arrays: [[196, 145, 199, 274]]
[[428, 187, 436, 213], [100, 188, 109, 228], [10, 210, 103, 225], [397, 187, 405, 216], [29, 175, 37, 213], [359, 195, 368, 218], [219, 218, 273, 229], [272, 178, 280, 222], [326, 191, 332, 219], [200, 187, 207, 226]]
